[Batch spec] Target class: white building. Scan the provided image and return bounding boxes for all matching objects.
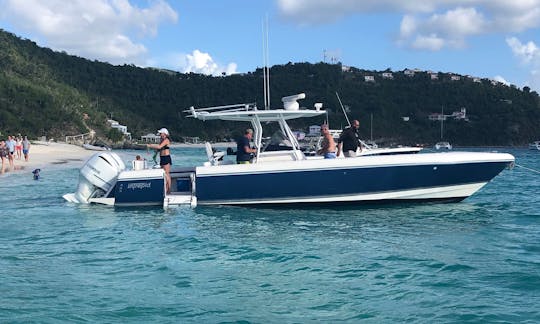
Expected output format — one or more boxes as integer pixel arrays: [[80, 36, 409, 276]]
[[428, 113, 446, 121], [404, 69, 415, 77], [450, 108, 467, 120], [107, 119, 131, 140], [364, 75, 375, 82], [382, 72, 393, 79], [141, 133, 161, 143]]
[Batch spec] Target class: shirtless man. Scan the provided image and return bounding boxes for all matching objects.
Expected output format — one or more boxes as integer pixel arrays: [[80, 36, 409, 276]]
[[317, 124, 336, 159]]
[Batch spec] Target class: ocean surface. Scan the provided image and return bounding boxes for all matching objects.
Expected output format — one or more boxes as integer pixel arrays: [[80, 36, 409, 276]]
[[1, 147, 539, 323]]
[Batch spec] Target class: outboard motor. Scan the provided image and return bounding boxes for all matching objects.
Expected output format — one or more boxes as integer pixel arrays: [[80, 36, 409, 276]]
[[63, 152, 125, 203]]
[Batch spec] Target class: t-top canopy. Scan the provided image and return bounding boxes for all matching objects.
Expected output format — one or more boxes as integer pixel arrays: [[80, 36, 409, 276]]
[[188, 107, 325, 122], [186, 93, 326, 122]]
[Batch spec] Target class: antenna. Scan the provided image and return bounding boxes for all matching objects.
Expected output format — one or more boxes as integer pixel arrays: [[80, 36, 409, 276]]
[[370, 113, 373, 141], [335, 92, 351, 126], [335, 92, 372, 150], [440, 106, 444, 140], [262, 15, 270, 110]]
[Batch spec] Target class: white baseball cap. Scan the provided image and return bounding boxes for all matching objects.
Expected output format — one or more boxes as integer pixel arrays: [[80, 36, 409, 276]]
[[157, 128, 169, 136]]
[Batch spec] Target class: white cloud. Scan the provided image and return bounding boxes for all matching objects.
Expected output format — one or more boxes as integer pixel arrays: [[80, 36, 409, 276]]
[[399, 7, 486, 50], [506, 37, 540, 64], [411, 34, 445, 51], [506, 37, 540, 91], [277, 0, 540, 51], [278, 0, 436, 23], [176, 50, 238, 76], [0, 0, 178, 65], [493, 75, 510, 85]]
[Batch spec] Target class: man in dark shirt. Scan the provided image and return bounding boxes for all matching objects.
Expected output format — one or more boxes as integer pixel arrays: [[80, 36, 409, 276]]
[[236, 128, 257, 164], [337, 119, 361, 157]]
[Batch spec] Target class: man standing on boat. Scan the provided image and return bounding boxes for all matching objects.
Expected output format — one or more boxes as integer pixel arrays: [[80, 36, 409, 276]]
[[337, 119, 361, 158], [236, 128, 257, 164], [317, 124, 337, 159]]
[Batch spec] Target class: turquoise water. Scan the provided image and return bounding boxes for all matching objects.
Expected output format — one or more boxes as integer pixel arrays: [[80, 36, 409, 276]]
[[1, 148, 539, 323]]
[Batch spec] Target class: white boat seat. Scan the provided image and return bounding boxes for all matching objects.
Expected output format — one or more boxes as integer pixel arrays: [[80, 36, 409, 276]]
[[205, 142, 226, 165]]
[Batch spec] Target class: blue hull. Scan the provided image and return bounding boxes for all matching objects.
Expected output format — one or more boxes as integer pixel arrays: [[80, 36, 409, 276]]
[[112, 178, 164, 206], [195, 161, 509, 205]]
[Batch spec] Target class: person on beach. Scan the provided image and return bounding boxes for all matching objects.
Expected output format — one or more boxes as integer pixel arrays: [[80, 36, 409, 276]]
[[146, 128, 172, 194], [0, 139, 8, 173], [236, 128, 257, 164], [15, 136, 23, 160], [317, 124, 336, 159], [6, 135, 15, 168], [336, 119, 362, 158], [22, 136, 30, 162]]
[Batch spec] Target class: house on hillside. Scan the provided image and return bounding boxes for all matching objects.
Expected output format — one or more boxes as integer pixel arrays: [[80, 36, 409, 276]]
[[429, 113, 446, 121], [141, 133, 160, 143], [428, 108, 468, 121], [450, 108, 467, 120], [108, 119, 131, 140], [404, 69, 415, 77]]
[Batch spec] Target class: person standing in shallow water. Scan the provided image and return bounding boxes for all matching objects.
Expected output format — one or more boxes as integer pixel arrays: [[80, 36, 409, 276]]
[[22, 136, 30, 162], [146, 128, 172, 194], [6, 135, 15, 168]]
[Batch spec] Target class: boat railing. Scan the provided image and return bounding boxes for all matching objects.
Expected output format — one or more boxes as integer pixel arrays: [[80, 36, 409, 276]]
[[184, 103, 257, 118], [256, 149, 305, 162]]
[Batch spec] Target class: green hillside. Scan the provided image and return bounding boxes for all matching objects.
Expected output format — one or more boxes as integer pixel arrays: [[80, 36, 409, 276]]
[[1, 29, 539, 146]]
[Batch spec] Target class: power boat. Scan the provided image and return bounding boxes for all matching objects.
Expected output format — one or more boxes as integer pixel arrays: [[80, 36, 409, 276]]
[[64, 93, 514, 208], [529, 141, 540, 150], [435, 141, 452, 150]]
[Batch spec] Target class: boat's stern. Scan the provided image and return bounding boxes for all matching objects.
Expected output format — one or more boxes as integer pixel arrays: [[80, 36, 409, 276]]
[[112, 168, 166, 206]]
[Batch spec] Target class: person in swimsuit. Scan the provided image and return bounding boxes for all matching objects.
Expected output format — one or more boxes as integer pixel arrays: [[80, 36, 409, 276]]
[[317, 124, 337, 159], [146, 128, 172, 193], [15, 136, 22, 160], [0, 139, 8, 173]]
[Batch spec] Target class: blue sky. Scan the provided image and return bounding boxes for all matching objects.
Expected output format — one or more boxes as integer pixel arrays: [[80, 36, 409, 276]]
[[1, 0, 539, 91]]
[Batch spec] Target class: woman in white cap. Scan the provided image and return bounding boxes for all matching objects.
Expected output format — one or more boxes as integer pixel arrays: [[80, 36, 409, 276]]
[[147, 128, 172, 193]]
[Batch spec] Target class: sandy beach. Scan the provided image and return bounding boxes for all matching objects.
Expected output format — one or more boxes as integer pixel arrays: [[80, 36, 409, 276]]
[[0, 141, 236, 177], [0, 141, 96, 176]]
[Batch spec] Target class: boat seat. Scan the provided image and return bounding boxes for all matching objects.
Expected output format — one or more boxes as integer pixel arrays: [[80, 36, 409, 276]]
[[205, 142, 226, 165], [132, 159, 147, 170]]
